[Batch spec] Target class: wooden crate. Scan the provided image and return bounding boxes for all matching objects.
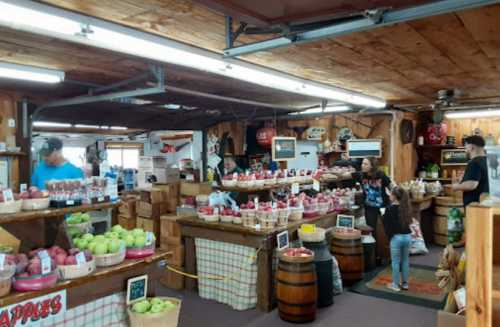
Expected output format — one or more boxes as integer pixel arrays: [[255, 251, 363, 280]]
[[136, 217, 160, 245], [160, 265, 185, 290], [180, 182, 212, 197], [160, 214, 182, 239], [118, 215, 136, 230], [136, 201, 167, 219], [160, 236, 182, 246], [139, 189, 164, 204], [119, 196, 138, 218], [160, 243, 185, 266], [155, 183, 180, 213]]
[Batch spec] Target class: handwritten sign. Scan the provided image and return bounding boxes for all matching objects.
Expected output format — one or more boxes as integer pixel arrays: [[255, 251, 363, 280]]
[[126, 275, 148, 305], [272, 137, 296, 161], [276, 231, 289, 251], [336, 214, 355, 229], [0, 290, 66, 327]]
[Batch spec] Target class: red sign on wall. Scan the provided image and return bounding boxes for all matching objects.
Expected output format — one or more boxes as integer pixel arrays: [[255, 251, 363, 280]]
[[0, 290, 66, 327]]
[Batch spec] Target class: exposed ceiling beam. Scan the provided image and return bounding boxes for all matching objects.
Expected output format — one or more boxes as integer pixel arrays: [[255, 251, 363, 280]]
[[224, 0, 500, 57], [192, 0, 270, 26]]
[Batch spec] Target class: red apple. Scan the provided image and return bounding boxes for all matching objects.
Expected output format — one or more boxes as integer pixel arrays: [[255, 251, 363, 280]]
[[55, 253, 67, 266], [64, 255, 77, 265], [19, 192, 30, 200]]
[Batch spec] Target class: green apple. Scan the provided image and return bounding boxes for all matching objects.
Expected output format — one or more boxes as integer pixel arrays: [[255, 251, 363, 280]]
[[150, 298, 164, 307], [164, 301, 176, 310], [94, 235, 106, 242], [94, 242, 108, 255], [87, 241, 98, 253], [81, 214, 90, 222], [132, 228, 145, 238], [134, 235, 146, 248], [107, 239, 121, 253], [82, 233, 94, 242], [132, 301, 150, 314], [112, 225, 123, 233], [105, 231, 119, 239], [149, 303, 164, 314], [124, 234, 135, 247], [118, 230, 129, 239], [76, 239, 88, 250]]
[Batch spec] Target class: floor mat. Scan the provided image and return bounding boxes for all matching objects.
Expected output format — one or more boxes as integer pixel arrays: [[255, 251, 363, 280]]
[[350, 264, 447, 309]]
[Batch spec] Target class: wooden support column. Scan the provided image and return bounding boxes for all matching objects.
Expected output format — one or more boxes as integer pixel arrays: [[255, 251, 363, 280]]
[[184, 236, 198, 291]]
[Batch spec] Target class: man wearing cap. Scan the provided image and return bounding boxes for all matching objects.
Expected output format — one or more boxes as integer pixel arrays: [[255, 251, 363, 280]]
[[31, 137, 84, 190], [451, 135, 490, 207]]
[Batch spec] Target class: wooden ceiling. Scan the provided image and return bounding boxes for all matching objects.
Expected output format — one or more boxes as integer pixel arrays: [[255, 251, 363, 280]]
[[32, 0, 500, 106]]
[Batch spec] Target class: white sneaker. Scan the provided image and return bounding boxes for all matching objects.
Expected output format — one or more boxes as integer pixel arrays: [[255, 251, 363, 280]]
[[386, 283, 401, 292]]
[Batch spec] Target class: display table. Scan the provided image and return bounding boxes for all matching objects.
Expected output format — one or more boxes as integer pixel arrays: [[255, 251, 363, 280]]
[[412, 195, 435, 244], [177, 213, 338, 312]]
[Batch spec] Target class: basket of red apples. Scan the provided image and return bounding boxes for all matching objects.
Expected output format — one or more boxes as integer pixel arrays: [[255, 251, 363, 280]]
[[263, 171, 276, 186], [197, 206, 219, 222], [221, 174, 237, 188], [288, 197, 304, 221], [55, 247, 95, 280], [276, 171, 288, 184], [254, 172, 265, 187], [12, 249, 59, 292], [276, 201, 290, 227], [220, 208, 234, 223], [240, 201, 256, 227], [20, 186, 50, 211], [0, 190, 22, 214], [232, 210, 242, 225], [303, 197, 319, 219], [237, 174, 252, 188], [0, 258, 16, 297], [316, 193, 331, 215]]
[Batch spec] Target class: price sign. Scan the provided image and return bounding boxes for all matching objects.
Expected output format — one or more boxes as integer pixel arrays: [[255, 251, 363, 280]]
[[145, 232, 154, 246], [0, 253, 5, 270], [313, 179, 320, 191], [2, 189, 14, 202], [291, 183, 299, 194], [75, 252, 86, 266], [277, 231, 289, 251], [126, 275, 148, 305], [41, 257, 51, 275], [20, 184, 27, 193], [66, 200, 75, 205]]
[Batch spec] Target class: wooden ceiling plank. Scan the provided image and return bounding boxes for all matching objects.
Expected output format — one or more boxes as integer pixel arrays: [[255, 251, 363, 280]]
[[191, 0, 270, 26]]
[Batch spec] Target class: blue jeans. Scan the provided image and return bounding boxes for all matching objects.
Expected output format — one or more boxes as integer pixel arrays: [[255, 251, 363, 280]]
[[390, 234, 412, 286]]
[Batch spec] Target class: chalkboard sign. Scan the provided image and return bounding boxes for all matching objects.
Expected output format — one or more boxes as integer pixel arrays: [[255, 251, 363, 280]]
[[441, 149, 468, 166], [276, 230, 289, 251], [272, 137, 296, 161], [347, 139, 382, 158], [336, 214, 355, 229], [126, 275, 148, 305]]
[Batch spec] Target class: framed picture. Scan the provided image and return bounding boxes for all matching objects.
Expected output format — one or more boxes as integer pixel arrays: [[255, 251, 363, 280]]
[[441, 149, 468, 166], [347, 139, 382, 158], [272, 137, 296, 161], [336, 214, 355, 229], [276, 230, 289, 251], [126, 275, 148, 305]]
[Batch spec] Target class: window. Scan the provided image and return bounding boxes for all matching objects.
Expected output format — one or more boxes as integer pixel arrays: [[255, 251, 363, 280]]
[[62, 146, 86, 168], [106, 146, 141, 169]]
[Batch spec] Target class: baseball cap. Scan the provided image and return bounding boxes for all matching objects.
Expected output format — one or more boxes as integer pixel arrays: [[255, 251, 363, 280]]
[[39, 137, 63, 157], [464, 135, 485, 147]]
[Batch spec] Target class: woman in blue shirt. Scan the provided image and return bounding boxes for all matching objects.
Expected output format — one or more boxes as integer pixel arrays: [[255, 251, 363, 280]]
[[31, 138, 84, 190]]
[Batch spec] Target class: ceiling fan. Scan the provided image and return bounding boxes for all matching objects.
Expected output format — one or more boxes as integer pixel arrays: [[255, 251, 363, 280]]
[[430, 89, 462, 123]]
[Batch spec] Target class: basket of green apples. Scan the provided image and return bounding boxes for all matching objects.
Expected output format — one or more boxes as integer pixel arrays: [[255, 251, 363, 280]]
[[128, 297, 181, 327], [66, 212, 92, 233], [73, 231, 126, 268], [114, 225, 155, 259]]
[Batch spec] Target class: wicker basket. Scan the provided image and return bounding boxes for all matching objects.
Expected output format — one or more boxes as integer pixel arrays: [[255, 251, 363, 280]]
[[220, 215, 233, 223], [13, 270, 58, 292], [21, 198, 50, 211], [127, 297, 181, 327], [221, 180, 237, 188], [94, 249, 126, 267], [0, 200, 23, 214], [0, 265, 15, 297], [67, 221, 92, 234], [204, 214, 219, 222], [289, 207, 304, 221], [58, 259, 96, 279]]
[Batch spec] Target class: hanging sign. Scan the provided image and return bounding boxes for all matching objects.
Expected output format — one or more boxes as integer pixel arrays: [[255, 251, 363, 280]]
[[347, 139, 382, 158], [272, 137, 296, 161], [441, 149, 468, 166], [0, 290, 66, 327], [305, 127, 326, 141]]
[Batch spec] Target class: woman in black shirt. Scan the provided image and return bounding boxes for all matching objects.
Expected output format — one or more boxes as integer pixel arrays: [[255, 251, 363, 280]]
[[383, 186, 412, 292]]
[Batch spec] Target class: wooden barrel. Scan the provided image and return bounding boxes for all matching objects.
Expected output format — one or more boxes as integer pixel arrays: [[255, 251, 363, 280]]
[[433, 197, 464, 246], [330, 229, 364, 285], [276, 253, 317, 323]]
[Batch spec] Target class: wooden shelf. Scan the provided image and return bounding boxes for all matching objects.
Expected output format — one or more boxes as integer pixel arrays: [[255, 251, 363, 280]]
[[220, 177, 351, 193], [0, 201, 120, 224], [493, 265, 500, 300], [0, 152, 26, 157], [0, 250, 170, 308], [320, 150, 346, 155], [417, 144, 464, 149], [422, 177, 452, 181]]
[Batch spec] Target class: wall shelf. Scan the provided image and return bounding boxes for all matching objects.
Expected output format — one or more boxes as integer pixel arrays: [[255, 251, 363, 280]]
[[0, 152, 26, 157], [417, 144, 464, 149]]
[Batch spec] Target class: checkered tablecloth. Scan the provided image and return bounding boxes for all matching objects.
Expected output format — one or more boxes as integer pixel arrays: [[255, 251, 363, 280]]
[[195, 238, 258, 311], [41, 293, 127, 327]]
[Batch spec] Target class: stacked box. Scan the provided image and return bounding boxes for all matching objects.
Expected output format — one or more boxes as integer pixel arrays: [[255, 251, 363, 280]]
[[160, 214, 184, 266], [118, 215, 136, 230], [180, 182, 212, 197], [118, 195, 138, 230], [136, 201, 167, 220]]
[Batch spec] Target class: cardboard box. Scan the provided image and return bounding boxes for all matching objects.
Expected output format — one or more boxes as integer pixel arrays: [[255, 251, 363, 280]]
[[437, 311, 465, 327], [160, 243, 185, 266], [136, 201, 167, 219], [118, 215, 136, 230], [139, 156, 167, 169], [160, 214, 182, 239], [136, 217, 160, 244], [180, 182, 212, 197], [155, 183, 180, 212], [160, 265, 185, 290]]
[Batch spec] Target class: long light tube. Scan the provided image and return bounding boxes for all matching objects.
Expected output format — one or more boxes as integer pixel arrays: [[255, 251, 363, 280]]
[[33, 121, 71, 128], [445, 109, 500, 119], [324, 105, 351, 113], [0, 0, 386, 108], [290, 105, 351, 115], [0, 61, 64, 83]]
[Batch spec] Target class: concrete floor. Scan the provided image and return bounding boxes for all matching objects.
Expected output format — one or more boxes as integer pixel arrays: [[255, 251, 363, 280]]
[[157, 246, 445, 327]]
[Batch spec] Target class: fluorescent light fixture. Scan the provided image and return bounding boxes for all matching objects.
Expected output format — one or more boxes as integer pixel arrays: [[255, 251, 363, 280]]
[[0, 0, 386, 108], [110, 126, 128, 130], [0, 61, 64, 83], [75, 124, 100, 129], [324, 105, 351, 113], [100, 126, 110, 129], [445, 109, 500, 119], [33, 121, 71, 128]]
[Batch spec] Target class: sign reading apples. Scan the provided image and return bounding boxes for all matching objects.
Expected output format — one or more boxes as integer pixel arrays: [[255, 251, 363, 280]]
[[0, 290, 66, 327]]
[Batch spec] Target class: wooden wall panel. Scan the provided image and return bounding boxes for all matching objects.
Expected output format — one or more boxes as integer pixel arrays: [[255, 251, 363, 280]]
[[394, 112, 418, 183], [207, 121, 246, 156], [444, 118, 500, 144], [0, 92, 20, 190]]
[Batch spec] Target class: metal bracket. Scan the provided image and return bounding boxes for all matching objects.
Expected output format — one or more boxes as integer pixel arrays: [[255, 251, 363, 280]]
[[225, 16, 248, 48], [364, 9, 385, 24]]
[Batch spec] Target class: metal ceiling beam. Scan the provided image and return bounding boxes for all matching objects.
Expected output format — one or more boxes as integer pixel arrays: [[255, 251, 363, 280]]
[[224, 0, 500, 57]]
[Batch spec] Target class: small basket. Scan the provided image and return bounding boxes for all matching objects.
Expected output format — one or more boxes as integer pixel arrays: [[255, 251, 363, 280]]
[[232, 216, 242, 224], [264, 178, 276, 186], [221, 180, 237, 188], [254, 179, 265, 188], [260, 219, 276, 229], [240, 209, 255, 218], [220, 215, 233, 223], [94, 249, 126, 267], [318, 202, 330, 215], [126, 245, 155, 259], [204, 214, 219, 223], [58, 259, 96, 279], [277, 209, 290, 227], [0, 265, 15, 297], [13, 270, 58, 292], [243, 216, 256, 228], [21, 198, 50, 211], [127, 297, 181, 327], [0, 200, 23, 214], [67, 221, 92, 234], [298, 227, 326, 242], [289, 207, 304, 221]]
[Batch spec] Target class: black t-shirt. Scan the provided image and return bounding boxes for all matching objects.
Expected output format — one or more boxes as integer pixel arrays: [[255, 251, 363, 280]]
[[382, 204, 412, 240], [352, 171, 392, 208], [462, 156, 489, 207]]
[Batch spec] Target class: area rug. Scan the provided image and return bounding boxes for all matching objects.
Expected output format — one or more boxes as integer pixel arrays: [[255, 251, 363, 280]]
[[350, 264, 447, 309]]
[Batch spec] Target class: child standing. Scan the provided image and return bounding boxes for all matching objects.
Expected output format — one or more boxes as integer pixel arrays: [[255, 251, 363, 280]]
[[383, 186, 412, 292]]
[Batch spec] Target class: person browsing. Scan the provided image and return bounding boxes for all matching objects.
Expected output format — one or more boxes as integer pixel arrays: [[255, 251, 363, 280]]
[[31, 137, 84, 190], [451, 135, 489, 207]]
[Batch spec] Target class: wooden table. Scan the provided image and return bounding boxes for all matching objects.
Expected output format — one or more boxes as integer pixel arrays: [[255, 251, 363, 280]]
[[412, 195, 435, 244], [177, 213, 338, 312], [0, 251, 170, 309]]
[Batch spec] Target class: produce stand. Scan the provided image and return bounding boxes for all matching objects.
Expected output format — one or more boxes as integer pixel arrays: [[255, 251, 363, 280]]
[[177, 212, 338, 312]]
